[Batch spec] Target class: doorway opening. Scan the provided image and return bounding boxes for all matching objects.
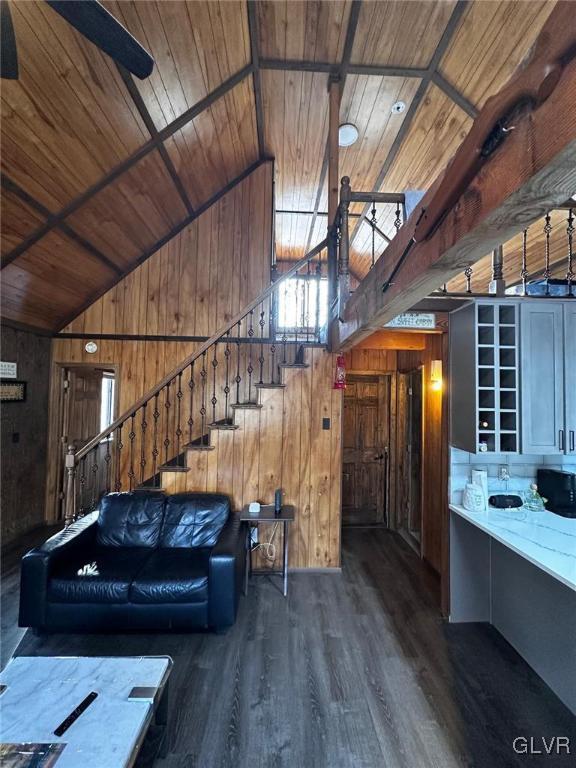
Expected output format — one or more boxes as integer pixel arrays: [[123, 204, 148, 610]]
[[342, 374, 393, 526], [397, 368, 424, 552], [54, 365, 117, 520]]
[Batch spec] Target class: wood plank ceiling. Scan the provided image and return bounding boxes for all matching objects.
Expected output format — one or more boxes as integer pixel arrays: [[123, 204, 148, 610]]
[[0, 0, 562, 332]]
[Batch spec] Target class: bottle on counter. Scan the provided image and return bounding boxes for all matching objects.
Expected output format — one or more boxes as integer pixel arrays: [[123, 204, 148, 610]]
[[523, 483, 547, 512]]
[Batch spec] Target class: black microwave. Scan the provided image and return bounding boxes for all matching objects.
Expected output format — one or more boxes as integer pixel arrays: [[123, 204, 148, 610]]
[[537, 468, 576, 518]]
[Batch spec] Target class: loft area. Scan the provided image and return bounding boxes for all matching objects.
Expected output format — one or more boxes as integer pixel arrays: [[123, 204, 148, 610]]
[[1, 2, 575, 767]]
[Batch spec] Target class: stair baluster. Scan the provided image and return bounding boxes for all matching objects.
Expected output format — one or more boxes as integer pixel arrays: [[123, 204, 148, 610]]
[[211, 345, 218, 425], [258, 306, 265, 384], [78, 455, 86, 517], [176, 372, 183, 462], [187, 362, 195, 445], [247, 309, 254, 402], [200, 351, 207, 446], [235, 321, 242, 405], [140, 403, 147, 486], [223, 331, 231, 421], [152, 393, 160, 487], [163, 382, 172, 465], [115, 422, 123, 492], [127, 414, 136, 491]]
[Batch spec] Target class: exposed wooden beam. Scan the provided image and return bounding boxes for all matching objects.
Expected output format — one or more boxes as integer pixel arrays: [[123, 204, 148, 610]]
[[1, 175, 123, 275], [348, 0, 470, 247], [431, 71, 478, 119], [116, 64, 194, 216], [1, 64, 254, 271], [305, 1, 361, 254], [334, 49, 576, 349], [56, 158, 269, 332], [247, 1, 265, 159]]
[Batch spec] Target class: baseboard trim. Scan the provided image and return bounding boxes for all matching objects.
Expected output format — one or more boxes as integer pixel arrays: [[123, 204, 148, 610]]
[[288, 567, 342, 573]]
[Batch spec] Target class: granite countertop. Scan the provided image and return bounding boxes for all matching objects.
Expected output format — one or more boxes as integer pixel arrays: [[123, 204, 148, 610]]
[[449, 503, 576, 592]]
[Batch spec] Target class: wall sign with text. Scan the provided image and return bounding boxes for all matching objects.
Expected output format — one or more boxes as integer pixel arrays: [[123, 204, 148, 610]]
[[385, 313, 436, 330], [0, 361, 17, 379]]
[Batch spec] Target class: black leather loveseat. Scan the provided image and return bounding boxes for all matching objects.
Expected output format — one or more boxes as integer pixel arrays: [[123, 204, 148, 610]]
[[19, 491, 246, 633]]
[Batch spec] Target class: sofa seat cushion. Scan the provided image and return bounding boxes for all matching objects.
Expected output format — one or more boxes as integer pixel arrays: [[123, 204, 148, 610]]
[[48, 547, 152, 604], [160, 493, 230, 548], [96, 491, 166, 548], [129, 549, 210, 604]]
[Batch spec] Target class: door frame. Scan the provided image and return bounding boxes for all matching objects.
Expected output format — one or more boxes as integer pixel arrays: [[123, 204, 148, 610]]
[[45, 362, 120, 524], [342, 372, 397, 527], [394, 366, 424, 550]]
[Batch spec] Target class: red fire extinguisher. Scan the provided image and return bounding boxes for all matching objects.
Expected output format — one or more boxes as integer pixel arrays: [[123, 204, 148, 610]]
[[333, 354, 346, 389]]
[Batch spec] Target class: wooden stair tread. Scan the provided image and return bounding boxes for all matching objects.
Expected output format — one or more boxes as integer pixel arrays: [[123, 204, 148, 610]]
[[158, 464, 189, 473], [209, 420, 239, 430], [279, 363, 309, 368], [230, 402, 262, 409], [184, 444, 216, 451], [255, 382, 285, 389], [135, 485, 165, 492]]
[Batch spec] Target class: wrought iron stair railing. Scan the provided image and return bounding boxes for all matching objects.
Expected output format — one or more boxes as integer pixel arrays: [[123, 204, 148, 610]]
[[63, 237, 329, 524]]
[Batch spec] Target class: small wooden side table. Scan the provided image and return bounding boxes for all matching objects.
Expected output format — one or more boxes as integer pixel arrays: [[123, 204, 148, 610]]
[[240, 504, 295, 597]]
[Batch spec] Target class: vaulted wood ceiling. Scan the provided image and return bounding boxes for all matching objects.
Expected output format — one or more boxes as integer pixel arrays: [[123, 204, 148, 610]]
[[0, 0, 561, 332]]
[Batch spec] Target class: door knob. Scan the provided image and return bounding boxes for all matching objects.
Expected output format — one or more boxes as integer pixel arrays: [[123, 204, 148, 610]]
[[374, 454, 384, 461]]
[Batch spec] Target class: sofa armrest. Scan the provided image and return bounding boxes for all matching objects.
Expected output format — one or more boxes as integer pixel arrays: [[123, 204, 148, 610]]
[[19, 513, 98, 628], [208, 515, 247, 630]]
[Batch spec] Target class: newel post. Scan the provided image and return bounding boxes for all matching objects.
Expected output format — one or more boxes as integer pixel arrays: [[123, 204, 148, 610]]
[[338, 176, 351, 316], [63, 444, 77, 527]]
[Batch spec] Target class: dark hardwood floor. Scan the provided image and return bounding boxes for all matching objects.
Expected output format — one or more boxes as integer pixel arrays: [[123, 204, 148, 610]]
[[3, 528, 575, 767]]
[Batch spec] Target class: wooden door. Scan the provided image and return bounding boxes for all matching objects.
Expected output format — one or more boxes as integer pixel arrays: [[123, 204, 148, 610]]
[[63, 368, 103, 449], [397, 369, 423, 547], [342, 375, 391, 526]]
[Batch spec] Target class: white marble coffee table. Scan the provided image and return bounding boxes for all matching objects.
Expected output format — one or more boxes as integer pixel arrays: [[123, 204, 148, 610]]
[[0, 655, 172, 767]]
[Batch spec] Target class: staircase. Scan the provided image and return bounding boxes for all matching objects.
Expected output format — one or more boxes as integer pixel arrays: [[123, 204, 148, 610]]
[[63, 238, 330, 523], [149, 347, 311, 496]]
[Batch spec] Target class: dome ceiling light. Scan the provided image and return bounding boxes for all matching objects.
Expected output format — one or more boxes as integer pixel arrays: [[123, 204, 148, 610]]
[[391, 101, 406, 114], [338, 123, 359, 147]]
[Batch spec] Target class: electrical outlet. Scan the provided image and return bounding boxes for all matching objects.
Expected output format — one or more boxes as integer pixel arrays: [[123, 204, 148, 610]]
[[499, 465, 510, 481]]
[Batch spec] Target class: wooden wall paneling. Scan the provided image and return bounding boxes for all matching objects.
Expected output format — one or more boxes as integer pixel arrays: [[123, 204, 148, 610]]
[[257, 1, 352, 63], [231, 409, 247, 511], [281, 367, 303, 567], [308, 349, 333, 566], [355, 331, 427, 351], [254, 387, 285, 570], [165, 78, 259, 209], [65, 150, 187, 270], [176, 222, 199, 336], [351, 1, 457, 68], [296, 358, 313, 568], [329, 377, 343, 567], [1, 1, 148, 210], [439, 0, 557, 110], [0, 191, 46, 256], [106, 1, 251, 130], [241, 407, 261, 508]]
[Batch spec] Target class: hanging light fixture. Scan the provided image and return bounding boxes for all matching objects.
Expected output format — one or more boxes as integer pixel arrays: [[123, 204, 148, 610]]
[[333, 354, 347, 389]]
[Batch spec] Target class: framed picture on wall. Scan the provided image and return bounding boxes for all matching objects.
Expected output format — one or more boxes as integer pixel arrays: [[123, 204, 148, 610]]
[[0, 380, 27, 402]]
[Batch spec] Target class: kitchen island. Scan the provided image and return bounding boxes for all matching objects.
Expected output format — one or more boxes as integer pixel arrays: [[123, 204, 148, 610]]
[[449, 503, 576, 714]]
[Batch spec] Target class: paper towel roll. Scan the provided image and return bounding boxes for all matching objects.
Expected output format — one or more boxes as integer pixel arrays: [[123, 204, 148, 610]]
[[471, 469, 489, 512]]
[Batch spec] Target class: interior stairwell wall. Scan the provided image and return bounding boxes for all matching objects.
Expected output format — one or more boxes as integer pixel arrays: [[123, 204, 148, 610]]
[[48, 161, 342, 569]]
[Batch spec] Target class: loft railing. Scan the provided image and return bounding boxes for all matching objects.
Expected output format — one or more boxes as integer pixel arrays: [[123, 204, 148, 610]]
[[63, 238, 328, 524], [328, 176, 406, 320], [331, 177, 575, 306], [433, 208, 575, 298]]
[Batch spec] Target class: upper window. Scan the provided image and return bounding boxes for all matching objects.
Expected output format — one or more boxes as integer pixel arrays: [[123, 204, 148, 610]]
[[276, 277, 328, 332]]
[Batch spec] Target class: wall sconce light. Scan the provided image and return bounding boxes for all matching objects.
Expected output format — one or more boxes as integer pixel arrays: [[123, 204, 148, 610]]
[[430, 359, 443, 391]]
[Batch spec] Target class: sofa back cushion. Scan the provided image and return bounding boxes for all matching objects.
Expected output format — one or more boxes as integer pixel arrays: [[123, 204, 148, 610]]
[[160, 493, 230, 548], [96, 492, 166, 548]]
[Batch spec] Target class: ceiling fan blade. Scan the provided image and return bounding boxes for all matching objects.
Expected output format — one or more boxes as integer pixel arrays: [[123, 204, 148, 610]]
[[1, 0, 19, 79], [46, 0, 154, 79]]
